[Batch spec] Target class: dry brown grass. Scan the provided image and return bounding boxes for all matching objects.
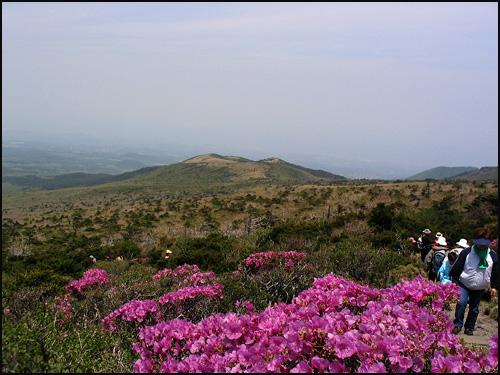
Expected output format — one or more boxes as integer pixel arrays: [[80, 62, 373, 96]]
[[2, 181, 497, 248]]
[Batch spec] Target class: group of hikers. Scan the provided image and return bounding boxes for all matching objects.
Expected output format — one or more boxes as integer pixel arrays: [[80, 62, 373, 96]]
[[412, 227, 498, 336]]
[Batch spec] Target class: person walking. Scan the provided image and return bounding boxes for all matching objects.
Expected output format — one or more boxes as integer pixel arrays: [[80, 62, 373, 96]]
[[434, 232, 446, 247], [424, 236, 448, 281], [449, 227, 498, 336], [417, 229, 433, 262], [455, 238, 469, 250], [437, 250, 458, 284]]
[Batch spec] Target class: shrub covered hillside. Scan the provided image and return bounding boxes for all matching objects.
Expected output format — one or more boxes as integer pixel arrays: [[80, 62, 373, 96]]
[[2, 180, 498, 372], [2, 252, 498, 373]]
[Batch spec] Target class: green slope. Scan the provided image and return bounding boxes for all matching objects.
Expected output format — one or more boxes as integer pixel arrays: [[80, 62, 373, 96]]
[[2, 154, 347, 193], [450, 167, 498, 182], [406, 166, 478, 180]]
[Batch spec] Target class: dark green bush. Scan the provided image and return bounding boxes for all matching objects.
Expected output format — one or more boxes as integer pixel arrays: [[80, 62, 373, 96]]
[[326, 238, 412, 288], [173, 234, 237, 273]]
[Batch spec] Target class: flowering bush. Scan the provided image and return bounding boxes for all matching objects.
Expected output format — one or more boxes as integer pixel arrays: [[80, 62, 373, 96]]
[[158, 284, 224, 306], [158, 284, 225, 322], [65, 269, 110, 295], [103, 265, 225, 333], [152, 264, 206, 288], [102, 299, 163, 333], [131, 273, 498, 373], [46, 293, 74, 323], [245, 251, 307, 273], [230, 250, 315, 305]]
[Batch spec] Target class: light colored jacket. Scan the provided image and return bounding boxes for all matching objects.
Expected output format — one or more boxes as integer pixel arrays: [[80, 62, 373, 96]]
[[437, 257, 453, 284], [450, 247, 496, 290]]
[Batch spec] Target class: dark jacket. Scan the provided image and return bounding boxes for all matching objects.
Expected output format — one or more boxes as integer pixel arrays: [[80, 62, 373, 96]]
[[421, 234, 432, 249], [449, 246, 498, 290]]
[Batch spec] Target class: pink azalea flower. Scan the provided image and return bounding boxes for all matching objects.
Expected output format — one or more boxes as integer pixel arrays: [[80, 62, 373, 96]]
[[335, 338, 357, 359], [464, 359, 480, 373], [328, 360, 348, 372], [133, 358, 153, 373], [290, 361, 312, 373], [444, 355, 462, 373], [225, 323, 243, 340], [358, 359, 387, 373], [311, 357, 330, 371]]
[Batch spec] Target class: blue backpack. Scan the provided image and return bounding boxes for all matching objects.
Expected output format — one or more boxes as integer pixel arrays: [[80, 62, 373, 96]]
[[432, 251, 446, 274]]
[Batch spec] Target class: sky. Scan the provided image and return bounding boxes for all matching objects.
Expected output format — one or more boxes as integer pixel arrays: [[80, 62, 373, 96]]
[[2, 2, 498, 170]]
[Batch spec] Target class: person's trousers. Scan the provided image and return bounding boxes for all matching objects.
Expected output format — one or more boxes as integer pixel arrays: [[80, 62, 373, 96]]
[[453, 282, 484, 332]]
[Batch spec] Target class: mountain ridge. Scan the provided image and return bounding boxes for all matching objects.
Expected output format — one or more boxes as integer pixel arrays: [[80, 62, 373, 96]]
[[2, 153, 346, 191], [405, 166, 498, 181], [3, 153, 497, 192]]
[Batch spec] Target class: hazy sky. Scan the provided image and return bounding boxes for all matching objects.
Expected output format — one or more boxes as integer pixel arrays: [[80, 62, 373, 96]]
[[2, 2, 498, 168]]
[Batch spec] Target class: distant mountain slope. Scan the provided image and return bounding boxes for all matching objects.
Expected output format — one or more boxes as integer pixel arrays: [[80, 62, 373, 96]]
[[141, 154, 346, 186], [406, 166, 478, 180], [2, 166, 162, 190], [448, 167, 498, 182], [2, 154, 346, 191], [2, 144, 172, 177], [259, 157, 344, 180]]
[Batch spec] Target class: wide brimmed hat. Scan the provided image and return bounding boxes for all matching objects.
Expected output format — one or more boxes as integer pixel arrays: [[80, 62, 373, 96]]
[[423, 229, 431, 234], [456, 239, 469, 248], [436, 237, 447, 246], [473, 237, 491, 246], [436, 232, 443, 237]]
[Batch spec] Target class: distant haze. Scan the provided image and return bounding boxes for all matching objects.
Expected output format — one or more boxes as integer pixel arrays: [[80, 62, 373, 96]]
[[2, 3, 498, 171]]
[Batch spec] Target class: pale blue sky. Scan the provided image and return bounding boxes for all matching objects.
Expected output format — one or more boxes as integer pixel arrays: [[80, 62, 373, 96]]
[[2, 2, 498, 169]]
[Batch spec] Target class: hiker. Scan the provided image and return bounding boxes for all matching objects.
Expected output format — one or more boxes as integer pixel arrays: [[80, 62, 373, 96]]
[[434, 232, 446, 247], [437, 250, 459, 284], [89, 255, 97, 263], [449, 227, 498, 336], [417, 228, 433, 262], [454, 238, 469, 253], [424, 236, 448, 281]]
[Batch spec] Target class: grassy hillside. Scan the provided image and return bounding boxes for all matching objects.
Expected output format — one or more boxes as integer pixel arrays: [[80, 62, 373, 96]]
[[2, 169, 498, 372], [449, 166, 498, 182], [1, 154, 347, 193], [406, 166, 478, 180]]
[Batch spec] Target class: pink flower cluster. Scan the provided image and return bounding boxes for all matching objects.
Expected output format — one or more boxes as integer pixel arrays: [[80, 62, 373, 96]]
[[103, 299, 163, 333], [295, 274, 460, 314], [153, 264, 202, 283], [103, 264, 224, 333], [45, 293, 74, 323], [131, 258, 151, 262], [158, 284, 224, 306], [178, 271, 218, 287], [245, 251, 307, 272], [233, 301, 256, 317], [131, 273, 498, 373], [65, 268, 110, 294]]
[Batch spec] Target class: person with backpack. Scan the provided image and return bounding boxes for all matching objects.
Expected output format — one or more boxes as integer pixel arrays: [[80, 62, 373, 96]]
[[449, 227, 498, 336], [434, 232, 446, 247], [424, 236, 448, 281], [455, 238, 469, 251], [437, 250, 459, 284], [417, 228, 433, 262]]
